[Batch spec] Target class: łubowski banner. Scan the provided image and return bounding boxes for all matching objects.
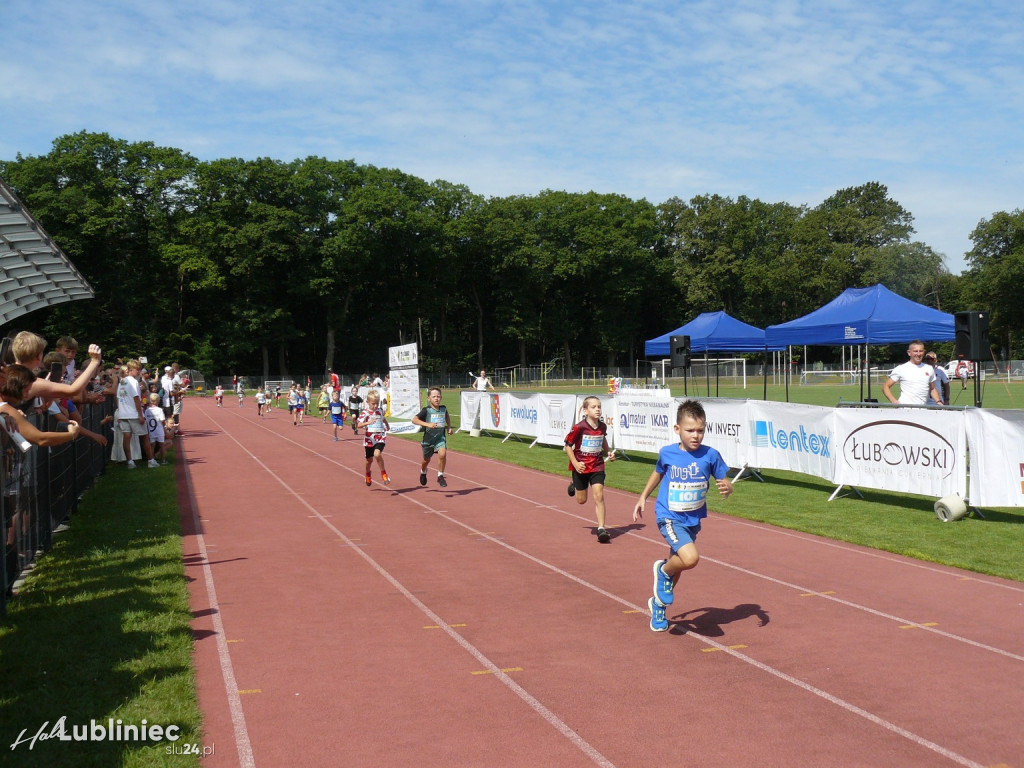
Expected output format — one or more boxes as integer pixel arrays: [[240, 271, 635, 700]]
[[833, 407, 967, 498]]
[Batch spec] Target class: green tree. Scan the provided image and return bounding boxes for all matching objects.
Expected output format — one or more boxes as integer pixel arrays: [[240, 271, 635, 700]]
[[963, 210, 1024, 358]]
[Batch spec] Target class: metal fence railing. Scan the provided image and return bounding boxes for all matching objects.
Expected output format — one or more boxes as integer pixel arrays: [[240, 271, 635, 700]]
[[2, 398, 114, 615]]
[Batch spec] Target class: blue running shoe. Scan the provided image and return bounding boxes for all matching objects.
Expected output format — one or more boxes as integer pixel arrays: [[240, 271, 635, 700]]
[[653, 559, 674, 606], [649, 597, 668, 632]]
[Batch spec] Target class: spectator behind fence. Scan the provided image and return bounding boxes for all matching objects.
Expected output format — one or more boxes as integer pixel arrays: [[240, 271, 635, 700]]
[[0, 364, 80, 447], [10, 332, 103, 403], [41, 351, 107, 449]]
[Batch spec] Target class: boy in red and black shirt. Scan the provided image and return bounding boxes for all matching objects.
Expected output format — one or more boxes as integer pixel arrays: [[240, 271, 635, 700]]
[[564, 395, 616, 543]]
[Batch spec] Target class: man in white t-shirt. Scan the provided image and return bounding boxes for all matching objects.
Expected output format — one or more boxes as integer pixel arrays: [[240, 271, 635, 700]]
[[473, 370, 493, 391], [882, 340, 943, 405]]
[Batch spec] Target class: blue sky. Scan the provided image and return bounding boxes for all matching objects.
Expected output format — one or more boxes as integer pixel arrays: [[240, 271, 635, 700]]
[[2, 1, 1022, 274]]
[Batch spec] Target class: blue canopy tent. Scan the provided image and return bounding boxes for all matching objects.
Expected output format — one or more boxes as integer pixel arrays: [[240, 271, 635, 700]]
[[645, 311, 782, 398], [645, 310, 780, 356], [765, 284, 955, 400]]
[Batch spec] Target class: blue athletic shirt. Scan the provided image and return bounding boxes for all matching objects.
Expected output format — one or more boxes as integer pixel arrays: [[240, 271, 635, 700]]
[[654, 443, 729, 527]]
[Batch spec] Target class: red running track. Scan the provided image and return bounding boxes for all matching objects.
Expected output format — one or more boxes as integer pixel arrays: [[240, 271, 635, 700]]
[[177, 396, 1024, 768]]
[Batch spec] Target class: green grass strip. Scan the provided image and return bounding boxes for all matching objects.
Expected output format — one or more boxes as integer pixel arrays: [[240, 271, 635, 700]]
[[0, 451, 201, 768]]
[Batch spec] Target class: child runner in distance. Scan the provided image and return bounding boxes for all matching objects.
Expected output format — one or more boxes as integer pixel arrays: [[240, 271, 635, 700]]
[[255, 386, 267, 417], [328, 389, 347, 442], [318, 385, 330, 423], [294, 387, 306, 425], [564, 395, 616, 543], [633, 399, 732, 632], [348, 385, 364, 434], [357, 390, 390, 486], [214, 384, 224, 407], [412, 387, 452, 487]]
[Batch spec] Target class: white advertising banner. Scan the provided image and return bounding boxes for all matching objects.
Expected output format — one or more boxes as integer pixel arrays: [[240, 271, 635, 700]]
[[387, 343, 420, 420], [479, 393, 505, 433], [693, 398, 748, 469], [597, 395, 618, 451], [614, 392, 676, 454], [504, 392, 540, 438], [535, 394, 579, 447], [746, 401, 835, 480], [965, 409, 1024, 507], [459, 391, 483, 432], [833, 407, 967, 498]]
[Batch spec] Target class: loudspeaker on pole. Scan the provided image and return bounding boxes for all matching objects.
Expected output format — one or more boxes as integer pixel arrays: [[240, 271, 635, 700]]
[[953, 311, 989, 361], [670, 335, 691, 370]]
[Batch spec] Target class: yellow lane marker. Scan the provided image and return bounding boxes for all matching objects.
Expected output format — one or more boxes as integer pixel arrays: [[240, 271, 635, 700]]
[[238, 689, 262, 694], [227, 639, 244, 643], [899, 622, 939, 629], [469, 531, 496, 536], [623, 609, 644, 614], [472, 667, 523, 676], [702, 645, 748, 653], [800, 590, 836, 597], [424, 623, 468, 629]]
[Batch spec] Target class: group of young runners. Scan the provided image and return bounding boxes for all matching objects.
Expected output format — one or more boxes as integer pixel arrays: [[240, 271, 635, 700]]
[[233, 379, 732, 634]]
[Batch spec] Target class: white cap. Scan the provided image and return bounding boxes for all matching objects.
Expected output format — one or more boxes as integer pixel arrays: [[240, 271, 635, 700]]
[[164, 366, 172, 372]]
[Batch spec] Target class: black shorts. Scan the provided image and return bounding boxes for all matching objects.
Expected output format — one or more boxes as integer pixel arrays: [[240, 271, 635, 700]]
[[571, 469, 606, 491], [364, 443, 386, 460]]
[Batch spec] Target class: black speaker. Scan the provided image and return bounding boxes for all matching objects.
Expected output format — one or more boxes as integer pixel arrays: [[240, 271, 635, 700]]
[[670, 335, 691, 369], [953, 311, 989, 361]]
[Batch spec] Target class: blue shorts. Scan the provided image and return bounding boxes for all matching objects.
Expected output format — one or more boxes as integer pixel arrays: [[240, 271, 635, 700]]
[[331, 413, 346, 427], [657, 518, 701, 554]]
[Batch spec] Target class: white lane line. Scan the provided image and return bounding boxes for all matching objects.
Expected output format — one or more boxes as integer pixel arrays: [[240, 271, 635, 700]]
[[180, 433, 256, 768]]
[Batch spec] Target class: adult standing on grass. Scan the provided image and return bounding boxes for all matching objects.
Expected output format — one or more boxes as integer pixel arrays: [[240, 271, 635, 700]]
[[925, 351, 950, 405], [565, 396, 616, 543], [473, 369, 493, 391], [881, 340, 942, 405]]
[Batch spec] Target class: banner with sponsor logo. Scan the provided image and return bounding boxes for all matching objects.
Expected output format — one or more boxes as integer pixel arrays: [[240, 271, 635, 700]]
[[964, 409, 1024, 507], [459, 391, 483, 432], [692, 398, 748, 469], [833, 408, 966, 498], [535, 394, 579, 447], [387, 343, 420, 420], [504, 392, 540, 438], [746, 401, 835, 480], [479, 392, 505, 432], [614, 390, 675, 454]]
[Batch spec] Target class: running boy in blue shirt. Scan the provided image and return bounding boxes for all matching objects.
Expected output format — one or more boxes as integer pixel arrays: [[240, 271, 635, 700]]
[[328, 389, 347, 441], [632, 399, 732, 632]]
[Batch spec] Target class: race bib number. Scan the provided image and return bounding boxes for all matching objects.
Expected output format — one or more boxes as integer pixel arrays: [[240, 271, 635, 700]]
[[667, 481, 708, 513], [366, 418, 385, 434], [581, 434, 603, 454], [430, 413, 445, 425]]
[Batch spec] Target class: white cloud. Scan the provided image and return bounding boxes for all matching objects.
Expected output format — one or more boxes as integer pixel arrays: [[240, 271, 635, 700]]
[[2, 0, 1023, 274]]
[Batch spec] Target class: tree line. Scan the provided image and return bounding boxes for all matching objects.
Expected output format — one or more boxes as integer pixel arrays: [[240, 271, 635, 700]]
[[1, 131, 1021, 378]]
